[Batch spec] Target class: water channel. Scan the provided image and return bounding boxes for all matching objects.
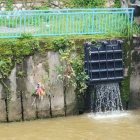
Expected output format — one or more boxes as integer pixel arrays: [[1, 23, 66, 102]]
[[0, 110, 140, 140]]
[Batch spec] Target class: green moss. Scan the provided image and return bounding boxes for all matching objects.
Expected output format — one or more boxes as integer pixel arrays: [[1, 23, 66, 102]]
[[31, 2, 48, 10], [0, 37, 40, 79], [70, 0, 105, 8], [120, 77, 130, 102], [120, 39, 132, 105], [113, 0, 121, 8], [122, 40, 131, 67], [16, 71, 26, 78]]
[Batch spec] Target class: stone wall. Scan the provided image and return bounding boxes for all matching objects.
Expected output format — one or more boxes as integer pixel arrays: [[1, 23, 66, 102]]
[[0, 51, 76, 122]]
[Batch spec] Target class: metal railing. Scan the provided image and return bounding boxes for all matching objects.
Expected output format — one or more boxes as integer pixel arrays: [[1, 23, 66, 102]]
[[0, 8, 134, 38]]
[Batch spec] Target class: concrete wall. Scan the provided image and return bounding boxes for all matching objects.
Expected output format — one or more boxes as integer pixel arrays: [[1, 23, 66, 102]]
[[130, 37, 140, 109], [0, 51, 76, 122]]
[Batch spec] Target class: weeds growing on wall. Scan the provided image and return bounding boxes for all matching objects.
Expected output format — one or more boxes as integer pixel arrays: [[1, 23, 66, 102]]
[[0, 35, 39, 79], [70, 0, 105, 8], [0, 35, 39, 122], [54, 37, 88, 115], [5, 0, 13, 10], [32, 1, 49, 10], [121, 22, 140, 39], [113, 0, 121, 8], [0, 34, 123, 81], [52, 38, 73, 51], [71, 55, 89, 113], [119, 23, 140, 105], [55, 47, 77, 116], [120, 39, 132, 109]]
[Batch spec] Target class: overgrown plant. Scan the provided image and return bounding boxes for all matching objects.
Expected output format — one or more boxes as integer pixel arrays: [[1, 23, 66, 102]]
[[56, 49, 76, 116], [120, 40, 132, 109], [120, 22, 140, 39], [6, 0, 13, 10], [56, 50, 88, 115], [52, 38, 73, 51], [54, 37, 88, 115], [113, 0, 121, 8], [71, 55, 88, 113], [32, 0, 49, 10], [70, 0, 105, 8]]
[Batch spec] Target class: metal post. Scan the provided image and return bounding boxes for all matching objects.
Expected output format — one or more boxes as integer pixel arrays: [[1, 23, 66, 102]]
[[24, 11, 26, 33]]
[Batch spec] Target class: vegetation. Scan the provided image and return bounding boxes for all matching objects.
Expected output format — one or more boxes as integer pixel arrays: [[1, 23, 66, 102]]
[[120, 40, 132, 109], [113, 0, 121, 8], [0, 36, 39, 79], [54, 38, 88, 116], [55, 49, 76, 116], [119, 22, 140, 108], [0, 35, 39, 122], [32, 1, 49, 10], [72, 54, 89, 113], [5, 0, 13, 10], [70, 0, 105, 8]]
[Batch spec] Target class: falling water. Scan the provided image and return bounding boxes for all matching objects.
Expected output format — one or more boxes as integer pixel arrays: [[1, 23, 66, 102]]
[[95, 82, 123, 112]]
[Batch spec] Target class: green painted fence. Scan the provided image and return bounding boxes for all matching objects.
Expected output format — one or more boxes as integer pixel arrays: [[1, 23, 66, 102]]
[[0, 8, 134, 38]]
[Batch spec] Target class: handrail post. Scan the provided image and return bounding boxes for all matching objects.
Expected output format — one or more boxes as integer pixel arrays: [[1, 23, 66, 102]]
[[130, 9, 134, 28], [92, 9, 94, 34], [24, 11, 26, 33], [20, 11, 22, 36], [66, 9, 68, 33]]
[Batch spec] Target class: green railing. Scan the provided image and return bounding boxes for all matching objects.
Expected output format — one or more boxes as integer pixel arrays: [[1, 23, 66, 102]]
[[0, 8, 134, 38]]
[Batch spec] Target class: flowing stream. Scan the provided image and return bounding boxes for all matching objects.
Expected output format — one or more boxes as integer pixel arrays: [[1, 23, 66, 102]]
[[0, 110, 140, 140], [0, 83, 139, 140], [95, 82, 123, 112]]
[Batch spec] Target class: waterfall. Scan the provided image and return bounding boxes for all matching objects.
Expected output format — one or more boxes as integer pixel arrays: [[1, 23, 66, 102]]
[[95, 82, 123, 112]]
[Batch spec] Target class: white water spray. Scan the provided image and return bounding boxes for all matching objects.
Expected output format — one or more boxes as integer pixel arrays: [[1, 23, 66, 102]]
[[95, 82, 123, 112]]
